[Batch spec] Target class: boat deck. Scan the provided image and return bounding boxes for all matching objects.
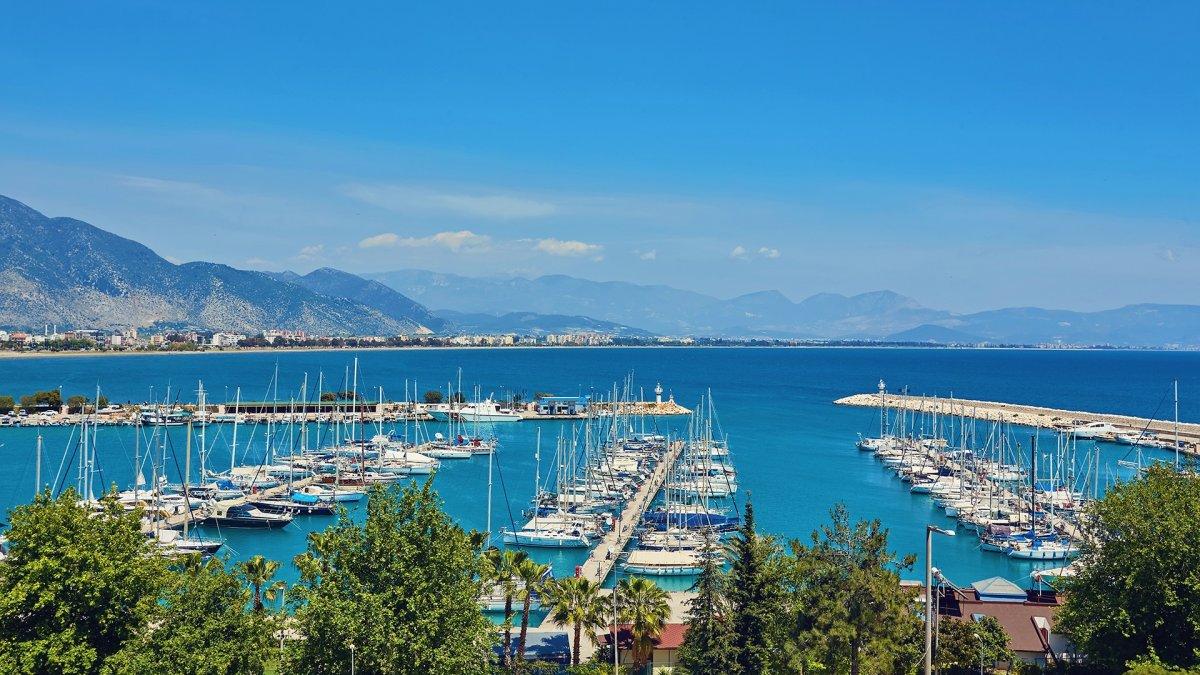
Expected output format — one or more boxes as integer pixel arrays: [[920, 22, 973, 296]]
[[145, 475, 320, 533]]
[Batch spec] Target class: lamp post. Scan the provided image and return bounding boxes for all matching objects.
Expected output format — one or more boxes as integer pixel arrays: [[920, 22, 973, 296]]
[[925, 525, 955, 675], [349, 641, 356, 675]]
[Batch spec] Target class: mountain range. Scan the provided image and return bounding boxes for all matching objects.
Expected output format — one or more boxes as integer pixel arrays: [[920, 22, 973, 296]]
[[366, 269, 1200, 347], [2, 194, 1198, 347], [0, 196, 434, 335]]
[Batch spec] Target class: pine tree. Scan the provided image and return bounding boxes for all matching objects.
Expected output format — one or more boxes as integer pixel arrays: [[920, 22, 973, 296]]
[[727, 498, 779, 674], [677, 536, 737, 674]]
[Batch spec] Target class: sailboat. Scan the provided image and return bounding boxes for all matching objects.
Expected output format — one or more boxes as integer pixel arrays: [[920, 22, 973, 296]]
[[502, 430, 593, 548]]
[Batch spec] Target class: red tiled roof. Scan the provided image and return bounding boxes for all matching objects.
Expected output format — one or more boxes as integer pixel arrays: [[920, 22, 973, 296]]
[[598, 623, 689, 651]]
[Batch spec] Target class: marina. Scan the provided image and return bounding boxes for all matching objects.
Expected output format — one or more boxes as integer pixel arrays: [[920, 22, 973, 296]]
[[0, 346, 1194, 591]]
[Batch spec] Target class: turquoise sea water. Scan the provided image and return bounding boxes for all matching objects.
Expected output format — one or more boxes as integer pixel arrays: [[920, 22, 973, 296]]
[[0, 347, 1195, 593]]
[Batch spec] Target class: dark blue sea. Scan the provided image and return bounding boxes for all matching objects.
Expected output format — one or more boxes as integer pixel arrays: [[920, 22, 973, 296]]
[[0, 347, 1195, 594]]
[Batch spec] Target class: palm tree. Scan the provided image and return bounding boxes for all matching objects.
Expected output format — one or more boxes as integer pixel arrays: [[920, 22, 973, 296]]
[[515, 559, 551, 662], [544, 576, 608, 665], [616, 577, 672, 668], [483, 547, 529, 666], [238, 554, 284, 613]]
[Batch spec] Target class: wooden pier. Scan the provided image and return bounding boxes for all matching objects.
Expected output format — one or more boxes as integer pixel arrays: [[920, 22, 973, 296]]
[[836, 392, 1199, 456], [539, 439, 685, 630]]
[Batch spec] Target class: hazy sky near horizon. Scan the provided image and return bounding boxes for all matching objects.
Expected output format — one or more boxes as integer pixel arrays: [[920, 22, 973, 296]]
[[0, 3, 1196, 313]]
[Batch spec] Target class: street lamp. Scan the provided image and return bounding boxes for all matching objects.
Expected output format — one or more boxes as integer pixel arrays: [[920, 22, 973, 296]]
[[925, 525, 955, 675], [348, 641, 356, 675]]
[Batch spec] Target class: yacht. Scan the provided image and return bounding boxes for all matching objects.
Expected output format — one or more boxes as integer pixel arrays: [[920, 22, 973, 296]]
[[1066, 421, 1124, 439], [452, 399, 522, 423], [622, 549, 705, 576], [203, 502, 293, 529]]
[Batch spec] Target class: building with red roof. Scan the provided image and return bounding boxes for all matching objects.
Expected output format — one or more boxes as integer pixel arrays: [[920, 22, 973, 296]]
[[596, 623, 689, 672]]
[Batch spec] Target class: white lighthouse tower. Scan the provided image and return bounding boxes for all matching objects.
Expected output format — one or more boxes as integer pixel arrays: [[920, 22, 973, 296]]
[[654, 382, 663, 405]]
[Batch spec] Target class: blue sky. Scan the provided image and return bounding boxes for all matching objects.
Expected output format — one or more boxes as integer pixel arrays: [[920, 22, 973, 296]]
[[0, 2, 1195, 312]]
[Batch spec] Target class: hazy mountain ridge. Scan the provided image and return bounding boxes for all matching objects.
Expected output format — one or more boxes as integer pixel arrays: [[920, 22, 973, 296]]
[[368, 268, 1200, 346], [0, 196, 433, 334], [264, 267, 446, 332], [431, 310, 652, 337], [367, 269, 950, 338]]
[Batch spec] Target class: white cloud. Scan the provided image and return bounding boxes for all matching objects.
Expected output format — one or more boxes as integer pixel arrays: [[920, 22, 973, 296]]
[[242, 257, 275, 269], [730, 245, 748, 260], [118, 175, 226, 201], [342, 183, 557, 220], [534, 238, 603, 257], [295, 244, 325, 261], [636, 249, 657, 261], [359, 233, 399, 249], [1158, 247, 1178, 263], [758, 247, 781, 259], [358, 230, 492, 253]]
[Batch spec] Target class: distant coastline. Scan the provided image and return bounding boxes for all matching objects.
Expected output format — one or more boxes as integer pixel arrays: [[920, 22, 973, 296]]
[[0, 340, 1193, 360]]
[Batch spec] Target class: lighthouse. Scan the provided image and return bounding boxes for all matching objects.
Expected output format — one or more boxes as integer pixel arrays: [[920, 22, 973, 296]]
[[654, 382, 663, 405]]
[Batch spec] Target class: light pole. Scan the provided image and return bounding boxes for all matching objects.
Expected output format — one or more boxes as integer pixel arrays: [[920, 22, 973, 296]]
[[925, 525, 955, 675], [349, 641, 356, 675], [974, 631, 984, 675]]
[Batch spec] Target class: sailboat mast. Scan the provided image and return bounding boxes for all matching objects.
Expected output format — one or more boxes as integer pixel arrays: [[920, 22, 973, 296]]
[[486, 428, 495, 549], [532, 428, 542, 531], [231, 387, 241, 472], [34, 433, 42, 496], [183, 419, 192, 539], [1174, 379, 1180, 470], [198, 381, 207, 479]]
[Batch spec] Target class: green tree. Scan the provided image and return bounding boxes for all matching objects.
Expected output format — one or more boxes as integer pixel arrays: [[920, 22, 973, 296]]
[[544, 576, 608, 666], [777, 504, 921, 675], [0, 489, 168, 674], [727, 499, 781, 674], [67, 395, 89, 413], [677, 539, 737, 674], [96, 395, 109, 410], [237, 554, 285, 613], [285, 479, 493, 674], [934, 615, 1014, 674], [0, 395, 14, 413], [483, 547, 530, 667], [424, 390, 444, 404], [615, 577, 672, 669], [107, 556, 274, 675], [19, 389, 62, 412], [515, 559, 552, 663], [1058, 465, 1200, 670]]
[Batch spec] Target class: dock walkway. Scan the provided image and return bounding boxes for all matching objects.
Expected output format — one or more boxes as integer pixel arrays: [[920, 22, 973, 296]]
[[539, 439, 684, 631]]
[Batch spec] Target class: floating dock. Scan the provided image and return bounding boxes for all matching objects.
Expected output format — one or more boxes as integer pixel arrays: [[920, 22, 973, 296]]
[[836, 392, 1199, 456]]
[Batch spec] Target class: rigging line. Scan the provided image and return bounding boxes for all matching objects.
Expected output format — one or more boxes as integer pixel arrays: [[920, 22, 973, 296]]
[[492, 441, 519, 533], [1116, 387, 1170, 464], [51, 424, 80, 496]]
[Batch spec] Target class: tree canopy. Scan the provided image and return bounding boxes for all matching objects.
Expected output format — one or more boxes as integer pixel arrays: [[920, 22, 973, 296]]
[[1058, 465, 1200, 671], [285, 479, 494, 674], [776, 503, 921, 674], [106, 556, 274, 675], [0, 489, 168, 674]]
